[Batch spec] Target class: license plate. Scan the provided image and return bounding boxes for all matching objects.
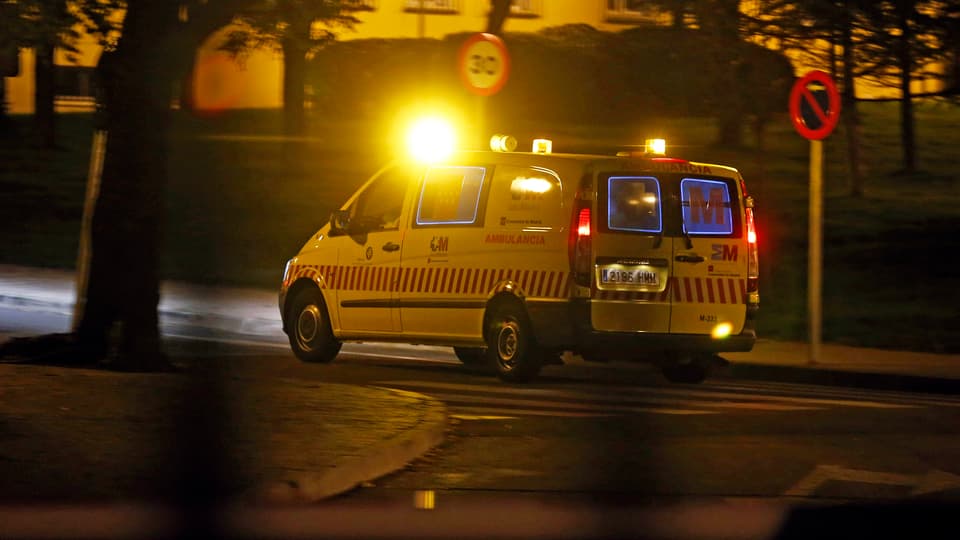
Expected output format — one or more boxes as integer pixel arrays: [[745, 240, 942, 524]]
[[600, 267, 659, 286]]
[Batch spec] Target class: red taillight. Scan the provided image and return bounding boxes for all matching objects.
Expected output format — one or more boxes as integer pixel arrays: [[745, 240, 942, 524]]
[[569, 204, 593, 287], [577, 208, 591, 237], [746, 207, 757, 245], [746, 207, 759, 294]]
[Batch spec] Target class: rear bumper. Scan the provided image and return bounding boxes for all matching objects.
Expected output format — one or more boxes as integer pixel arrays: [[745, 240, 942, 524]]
[[527, 299, 757, 356]]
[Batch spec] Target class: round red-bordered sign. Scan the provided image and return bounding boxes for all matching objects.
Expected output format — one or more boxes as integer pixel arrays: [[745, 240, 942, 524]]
[[457, 33, 511, 97], [789, 70, 841, 140]]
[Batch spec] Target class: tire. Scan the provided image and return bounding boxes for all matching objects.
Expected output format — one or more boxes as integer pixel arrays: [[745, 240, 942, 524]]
[[288, 287, 341, 363], [661, 355, 711, 384], [486, 302, 542, 383], [453, 346, 487, 366]]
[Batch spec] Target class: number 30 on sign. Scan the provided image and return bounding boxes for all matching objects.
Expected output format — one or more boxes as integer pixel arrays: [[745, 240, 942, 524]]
[[458, 33, 511, 97]]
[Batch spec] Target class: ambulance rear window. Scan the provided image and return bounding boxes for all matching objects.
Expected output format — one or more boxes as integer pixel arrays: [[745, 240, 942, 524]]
[[680, 178, 734, 235], [607, 176, 662, 233], [416, 166, 486, 225]]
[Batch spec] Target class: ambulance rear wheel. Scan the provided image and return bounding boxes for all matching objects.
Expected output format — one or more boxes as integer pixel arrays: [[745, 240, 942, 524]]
[[289, 288, 341, 363], [453, 346, 487, 366], [486, 304, 542, 383], [661, 355, 711, 384]]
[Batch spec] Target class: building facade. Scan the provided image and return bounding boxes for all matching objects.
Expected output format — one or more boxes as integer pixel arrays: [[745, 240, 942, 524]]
[[4, 1, 671, 114], [2, 1, 949, 114]]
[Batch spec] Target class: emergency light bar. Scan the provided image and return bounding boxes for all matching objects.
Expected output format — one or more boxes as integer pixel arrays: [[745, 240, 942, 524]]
[[645, 138, 666, 155], [490, 134, 518, 152], [532, 139, 553, 154]]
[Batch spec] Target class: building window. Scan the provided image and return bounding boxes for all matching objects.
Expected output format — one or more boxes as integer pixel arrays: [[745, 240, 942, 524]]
[[605, 0, 669, 25], [343, 0, 376, 10], [509, 0, 541, 18], [404, 0, 460, 14]]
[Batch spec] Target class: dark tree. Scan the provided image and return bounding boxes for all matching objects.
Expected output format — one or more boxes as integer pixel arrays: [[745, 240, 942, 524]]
[[219, 1, 357, 136], [695, 0, 745, 147], [3, 0, 88, 148], [858, 0, 953, 173], [487, 0, 512, 35], [746, 0, 875, 195], [69, 1, 260, 370]]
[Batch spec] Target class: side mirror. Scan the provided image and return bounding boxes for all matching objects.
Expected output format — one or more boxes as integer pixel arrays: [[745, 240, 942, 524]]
[[329, 210, 351, 236]]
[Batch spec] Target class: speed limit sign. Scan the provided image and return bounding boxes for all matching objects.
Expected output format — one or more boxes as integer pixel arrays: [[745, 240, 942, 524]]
[[458, 33, 511, 96]]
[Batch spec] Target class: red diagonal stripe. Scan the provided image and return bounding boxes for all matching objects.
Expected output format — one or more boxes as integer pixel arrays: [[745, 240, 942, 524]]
[[417, 268, 426, 292], [801, 87, 830, 124]]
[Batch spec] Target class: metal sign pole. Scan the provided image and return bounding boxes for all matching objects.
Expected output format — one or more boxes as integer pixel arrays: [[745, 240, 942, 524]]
[[72, 129, 108, 330], [808, 139, 823, 365]]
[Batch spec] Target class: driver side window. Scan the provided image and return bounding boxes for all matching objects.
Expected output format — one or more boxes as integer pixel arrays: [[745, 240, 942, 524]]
[[350, 166, 414, 231]]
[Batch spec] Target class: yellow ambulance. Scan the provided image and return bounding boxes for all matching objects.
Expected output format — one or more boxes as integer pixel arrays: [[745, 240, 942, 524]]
[[279, 134, 758, 383]]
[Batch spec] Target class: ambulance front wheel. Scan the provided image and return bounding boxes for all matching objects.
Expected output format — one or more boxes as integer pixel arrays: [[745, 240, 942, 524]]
[[486, 303, 543, 383], [289, 287, 341, 363]]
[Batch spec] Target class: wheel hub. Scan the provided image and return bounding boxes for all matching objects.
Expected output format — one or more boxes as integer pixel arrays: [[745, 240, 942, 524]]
[[496, 322, 520, 368], [297, 305, 321, 349]]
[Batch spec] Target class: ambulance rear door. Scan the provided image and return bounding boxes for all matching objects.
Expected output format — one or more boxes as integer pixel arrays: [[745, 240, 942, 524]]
[[592, 174, 674, 333], [670, 176, 748, 335]]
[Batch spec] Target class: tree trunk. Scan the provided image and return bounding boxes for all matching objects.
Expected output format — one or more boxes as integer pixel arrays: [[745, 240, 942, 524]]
[[897, 1, 917, 173], [671, 7, 685, 30], [701, 0, 743, 147], [486, 0, 512, 35], [0, 76, 10, 137], [841, 8, 864, 198], [34, 41, 56, 149], [75, 1, 182, 370], [281, 33, 307, 137]]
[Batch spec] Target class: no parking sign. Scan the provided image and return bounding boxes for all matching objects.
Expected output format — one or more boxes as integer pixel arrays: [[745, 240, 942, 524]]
[[789, 70, 841, 365], [789, 70, 841, 140]]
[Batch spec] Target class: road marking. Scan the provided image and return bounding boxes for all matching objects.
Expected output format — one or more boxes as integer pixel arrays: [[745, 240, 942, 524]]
[[164, 333, 289, 349], [785, 464, 960, 497], [449, 413, 518, 420], [376, 379, 913, 411], [710, 381, 960, 408], [619, 385, 919, 410], [450, 407, 611, 419], [435, 393, 715, 416], [376, 380, 826, 415], [340, 350, 459, 364]]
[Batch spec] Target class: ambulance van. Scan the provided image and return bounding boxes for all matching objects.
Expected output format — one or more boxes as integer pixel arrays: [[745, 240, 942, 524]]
[[279, 138, 758, 383]]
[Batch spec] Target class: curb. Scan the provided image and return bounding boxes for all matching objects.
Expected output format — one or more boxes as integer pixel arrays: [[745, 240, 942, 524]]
[[248, 388, 447, 504], [718, 363, 960, 396]]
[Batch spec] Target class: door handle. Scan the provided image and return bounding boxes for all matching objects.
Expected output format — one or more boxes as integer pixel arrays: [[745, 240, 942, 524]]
[[675, 254, 705, 263], [382, 242, 400, 252]]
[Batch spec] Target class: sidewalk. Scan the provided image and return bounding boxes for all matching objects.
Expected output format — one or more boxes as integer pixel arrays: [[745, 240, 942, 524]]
[[0, 264, 447, 503], [0, 360, 446, 504]]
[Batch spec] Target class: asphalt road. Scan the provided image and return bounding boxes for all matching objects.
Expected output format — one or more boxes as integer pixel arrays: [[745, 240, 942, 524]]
[[4, 305, 960, 505]]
